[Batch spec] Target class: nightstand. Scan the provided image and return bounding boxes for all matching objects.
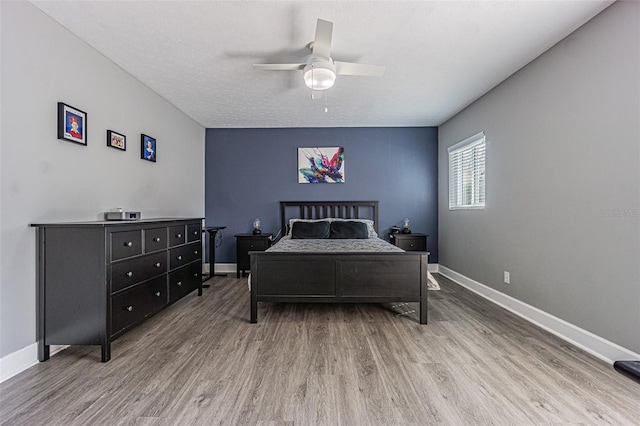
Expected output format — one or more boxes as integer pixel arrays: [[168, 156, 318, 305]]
[[235, 233, 272, 278], [390, 233, 428, 252]]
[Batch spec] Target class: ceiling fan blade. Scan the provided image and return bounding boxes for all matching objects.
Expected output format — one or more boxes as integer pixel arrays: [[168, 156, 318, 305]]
[[335, 61, 386, 77], [312, 19, 333, 60], [253, 63, 305, 71]]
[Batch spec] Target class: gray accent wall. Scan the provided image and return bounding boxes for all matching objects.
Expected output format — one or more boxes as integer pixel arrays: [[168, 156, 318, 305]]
[[438, 1, 639, 354], [206, 127, 438, 263], [0, 2, 205, 358]]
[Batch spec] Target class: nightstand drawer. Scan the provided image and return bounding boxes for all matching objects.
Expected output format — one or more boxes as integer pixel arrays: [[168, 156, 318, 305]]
[[396, 238, 426, 251], [238, 238, 269, 253], [390, 233, 428, 253]]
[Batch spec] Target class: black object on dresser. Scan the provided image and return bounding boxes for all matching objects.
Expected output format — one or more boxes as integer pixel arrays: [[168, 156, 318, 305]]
[[31, 218, 203, 362], [390, 233, 428, 252], [235, 233, 272, 278]]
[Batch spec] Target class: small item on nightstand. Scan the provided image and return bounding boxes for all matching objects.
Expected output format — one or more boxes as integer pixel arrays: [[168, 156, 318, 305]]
[[401, 217, 411, 234], [252, 218, 262, 235]]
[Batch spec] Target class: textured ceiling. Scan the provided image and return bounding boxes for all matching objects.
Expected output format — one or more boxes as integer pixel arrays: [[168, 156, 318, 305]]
[[31, 1, 613, 128]]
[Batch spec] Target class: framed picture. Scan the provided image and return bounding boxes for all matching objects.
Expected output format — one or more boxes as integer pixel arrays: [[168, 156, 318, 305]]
[[141, 134, 156, 162], [298, 147, 345, 183], [107, 130, 126, 151], [57, 102, 87, 145]]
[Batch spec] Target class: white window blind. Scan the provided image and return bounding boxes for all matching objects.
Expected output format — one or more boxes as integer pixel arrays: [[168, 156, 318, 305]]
[[448, 132, 486, 209]]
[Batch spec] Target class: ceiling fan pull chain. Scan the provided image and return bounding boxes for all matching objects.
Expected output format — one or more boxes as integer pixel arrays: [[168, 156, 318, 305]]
[[325, 90, 328, 112]]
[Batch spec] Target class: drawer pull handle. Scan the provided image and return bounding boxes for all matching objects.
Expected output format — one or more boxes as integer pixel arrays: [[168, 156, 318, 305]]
[[177, 233, 182, 238], [250, 244, 254, 248], [177, 281, 182, 286], [125, 241, 133, 247], [193, 273, 198, 277], [126, 272, 133, 277], [177, 255, 182, 260], [154, 262, 161, 268], [153, 237, 161, 242], [126, 306, 133, 312], [410, 243, 414, 247], [155, 292, 161, 297], [193, 231, 198, 235], [194, 250, 198, 255]]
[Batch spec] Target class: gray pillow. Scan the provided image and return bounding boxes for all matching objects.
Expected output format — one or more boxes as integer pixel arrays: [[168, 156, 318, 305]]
[[330, 221, 368, 239], [291, 221, 331, 239]]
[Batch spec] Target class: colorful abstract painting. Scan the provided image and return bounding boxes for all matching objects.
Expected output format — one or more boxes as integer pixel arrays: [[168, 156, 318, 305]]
[[298, 147, 345, 183]]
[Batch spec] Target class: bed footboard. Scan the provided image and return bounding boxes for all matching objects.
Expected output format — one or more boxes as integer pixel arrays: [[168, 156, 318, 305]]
[[250, 252, 428, 324]]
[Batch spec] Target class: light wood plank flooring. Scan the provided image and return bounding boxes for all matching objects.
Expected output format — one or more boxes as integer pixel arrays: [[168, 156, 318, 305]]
[[1, 274, 638, 425]]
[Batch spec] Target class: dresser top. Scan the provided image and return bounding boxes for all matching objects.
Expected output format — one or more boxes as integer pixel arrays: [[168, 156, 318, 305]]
[[30, 217, 204, 228]]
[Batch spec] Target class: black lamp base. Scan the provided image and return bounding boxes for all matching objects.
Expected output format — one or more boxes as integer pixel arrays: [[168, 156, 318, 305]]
[[253, 229, 262, 235]]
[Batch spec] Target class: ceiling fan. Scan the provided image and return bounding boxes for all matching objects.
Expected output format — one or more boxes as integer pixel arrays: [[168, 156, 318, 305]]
[[253, 18, 386, 96]]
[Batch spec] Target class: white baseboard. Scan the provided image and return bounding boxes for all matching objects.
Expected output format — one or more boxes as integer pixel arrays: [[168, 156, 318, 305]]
[[0, 343, 67, 384], [438, 265, 640, 365], [203, 263, 236, 275]]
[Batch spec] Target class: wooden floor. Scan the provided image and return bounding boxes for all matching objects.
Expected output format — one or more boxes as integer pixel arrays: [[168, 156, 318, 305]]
[[1, 274, 638, 425]]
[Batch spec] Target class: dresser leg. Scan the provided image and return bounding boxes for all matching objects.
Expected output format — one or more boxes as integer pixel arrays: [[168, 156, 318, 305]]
[[101, 343, 111, 362], [38, 342, 50, 362]]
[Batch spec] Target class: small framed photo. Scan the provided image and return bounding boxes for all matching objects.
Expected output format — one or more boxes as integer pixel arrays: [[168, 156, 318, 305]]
[[107, 130, 126, 151], [141, 134, 156, 162], [57, 102, 87, 145]]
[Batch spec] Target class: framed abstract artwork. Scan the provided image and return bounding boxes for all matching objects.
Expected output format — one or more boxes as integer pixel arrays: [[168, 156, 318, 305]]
[[141, 134, 156, 162], [57, 102, 87, 145], [107, 130, 126, 151], [298, 147, 345, 183]]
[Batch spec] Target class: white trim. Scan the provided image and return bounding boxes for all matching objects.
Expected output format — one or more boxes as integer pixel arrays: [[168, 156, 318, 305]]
[[447, 131, 485, 153], [1, 344, 68, 384], [438, 265, 640, 365], [215, 263, 236, 274]]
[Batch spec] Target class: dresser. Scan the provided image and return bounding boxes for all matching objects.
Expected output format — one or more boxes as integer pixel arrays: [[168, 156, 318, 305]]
[[31, 218, 203, 362], [235, 233, 272, 278]]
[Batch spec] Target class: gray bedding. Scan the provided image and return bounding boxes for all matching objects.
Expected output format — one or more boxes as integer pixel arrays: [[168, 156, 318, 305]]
[[266, 236, 404, 253]]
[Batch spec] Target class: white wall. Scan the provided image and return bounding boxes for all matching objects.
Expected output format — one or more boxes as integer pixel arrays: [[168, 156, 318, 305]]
[[0, 2, 205, 360], [439, 1, 639, 354]]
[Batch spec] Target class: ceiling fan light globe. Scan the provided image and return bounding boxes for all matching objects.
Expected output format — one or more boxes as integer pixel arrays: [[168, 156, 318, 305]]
[[303, 64, 336, 91]]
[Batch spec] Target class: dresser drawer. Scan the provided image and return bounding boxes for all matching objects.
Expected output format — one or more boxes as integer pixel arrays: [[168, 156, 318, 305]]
[[186, 223, 201, 243], [169, 242, 201, 270], [111, 252, 167, 294], [169, 262, 201, 303], [169, 225, 186, 247], [111, 275, 167, 336], [111, 230, 142, 261], [144, 227, 167, 253]]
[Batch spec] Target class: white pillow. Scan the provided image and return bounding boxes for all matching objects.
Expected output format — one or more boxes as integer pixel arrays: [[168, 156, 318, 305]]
[[287, 218, 378, 238]]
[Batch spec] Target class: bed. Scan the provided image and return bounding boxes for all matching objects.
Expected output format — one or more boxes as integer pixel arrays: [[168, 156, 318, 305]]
[[249, 201, 428, 324]]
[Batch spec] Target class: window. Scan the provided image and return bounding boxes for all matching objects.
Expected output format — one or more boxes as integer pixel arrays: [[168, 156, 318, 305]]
[[448, 132, 486, 209]]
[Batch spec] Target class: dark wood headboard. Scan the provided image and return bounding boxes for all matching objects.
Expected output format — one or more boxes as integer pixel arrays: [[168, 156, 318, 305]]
[[280, 201, 379, 235]]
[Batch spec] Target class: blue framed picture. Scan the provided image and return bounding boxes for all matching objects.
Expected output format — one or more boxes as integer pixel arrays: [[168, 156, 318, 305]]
[[141, 134, 156, 162], [57, 102, 87, 145]]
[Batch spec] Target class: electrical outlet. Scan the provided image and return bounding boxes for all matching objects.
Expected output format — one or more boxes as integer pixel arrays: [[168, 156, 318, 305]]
[[504, 271, 510, 284]]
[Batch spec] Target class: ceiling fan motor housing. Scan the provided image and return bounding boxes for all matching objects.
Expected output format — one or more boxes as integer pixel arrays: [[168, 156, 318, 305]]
[[303, 59, 336, 90]]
